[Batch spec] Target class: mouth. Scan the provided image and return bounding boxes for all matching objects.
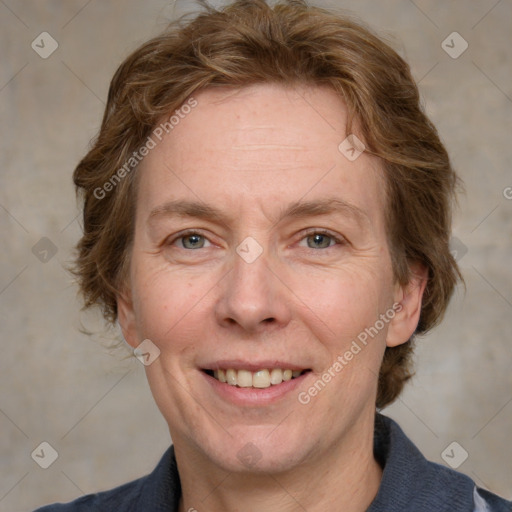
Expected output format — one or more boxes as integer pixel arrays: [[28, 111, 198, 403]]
[[203, 368, 311, 389]]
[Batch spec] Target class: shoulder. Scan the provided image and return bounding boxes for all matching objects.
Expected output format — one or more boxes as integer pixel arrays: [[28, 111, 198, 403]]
[[369, 414, 512, 512], [33, 446, 181, 512]]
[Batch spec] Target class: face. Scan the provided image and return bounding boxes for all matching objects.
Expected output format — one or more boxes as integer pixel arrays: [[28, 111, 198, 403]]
[[118, 83, 423, 474]]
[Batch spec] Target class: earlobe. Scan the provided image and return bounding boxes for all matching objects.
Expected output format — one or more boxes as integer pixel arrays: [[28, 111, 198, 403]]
[[117, 290, 139, 349], [386, 264, 428, 348]]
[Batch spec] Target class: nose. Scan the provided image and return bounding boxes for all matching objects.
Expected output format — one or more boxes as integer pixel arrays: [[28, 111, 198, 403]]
[[214, 247, 292, 334]]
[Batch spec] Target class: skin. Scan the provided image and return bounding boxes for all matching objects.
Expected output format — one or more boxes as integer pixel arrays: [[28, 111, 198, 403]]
[[118, 83, 427, 511]]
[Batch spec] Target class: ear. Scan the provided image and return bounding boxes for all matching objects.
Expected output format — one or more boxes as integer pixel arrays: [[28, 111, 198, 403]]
[[386, 262, 428, 348], [117, 288, 139, 349]]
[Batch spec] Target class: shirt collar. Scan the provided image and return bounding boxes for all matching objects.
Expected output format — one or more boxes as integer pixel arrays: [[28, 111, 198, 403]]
[[368, 414, 475, 511]]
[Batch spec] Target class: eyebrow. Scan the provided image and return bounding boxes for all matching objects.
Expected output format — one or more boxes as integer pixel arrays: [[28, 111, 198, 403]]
[[147, 197, 370, 230]]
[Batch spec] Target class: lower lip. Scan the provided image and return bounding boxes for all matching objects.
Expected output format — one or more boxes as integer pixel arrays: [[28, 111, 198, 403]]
[[202, 371, 309, 406]]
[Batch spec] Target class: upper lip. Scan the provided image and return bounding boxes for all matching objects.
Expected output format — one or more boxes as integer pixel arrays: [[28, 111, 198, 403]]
[[200, 360, 309, 372]]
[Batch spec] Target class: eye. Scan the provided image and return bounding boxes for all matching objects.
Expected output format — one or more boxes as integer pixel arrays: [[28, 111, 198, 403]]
[[171, 231, 212, 250], [298, 230, 344, 249]]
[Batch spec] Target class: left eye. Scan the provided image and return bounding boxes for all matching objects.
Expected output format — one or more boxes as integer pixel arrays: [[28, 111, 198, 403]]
[[175, 233, 211, 249], [299, 232, 340, 249]]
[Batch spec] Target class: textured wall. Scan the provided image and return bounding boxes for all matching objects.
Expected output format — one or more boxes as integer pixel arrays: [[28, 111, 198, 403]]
[[1, 1, 511, 510]]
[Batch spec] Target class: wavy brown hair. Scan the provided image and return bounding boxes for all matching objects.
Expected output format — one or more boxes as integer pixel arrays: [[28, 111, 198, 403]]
[[72, 0, 462, 408]]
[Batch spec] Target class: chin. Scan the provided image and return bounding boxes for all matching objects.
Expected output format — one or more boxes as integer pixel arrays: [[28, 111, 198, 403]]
[[201, 428, 311, 474]]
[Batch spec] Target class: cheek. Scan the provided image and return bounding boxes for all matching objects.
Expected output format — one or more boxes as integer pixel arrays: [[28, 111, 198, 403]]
[[131, 261, 217, 346], [287, 261, 392, 337]]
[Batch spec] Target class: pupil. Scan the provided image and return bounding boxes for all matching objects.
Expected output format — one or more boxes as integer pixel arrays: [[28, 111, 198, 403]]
[[185, 235, 202, 248], [309, 234, 329, 248]]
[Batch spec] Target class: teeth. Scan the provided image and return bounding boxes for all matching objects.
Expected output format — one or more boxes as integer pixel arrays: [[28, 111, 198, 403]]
[[226, 369, 237, 386], [237, 369, 253, 388], [269, 368, 283, 385], [211, 368, 305, 388], [252, 369, 270, 388]]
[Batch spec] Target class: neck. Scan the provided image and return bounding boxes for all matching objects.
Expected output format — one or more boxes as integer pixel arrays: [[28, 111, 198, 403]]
[[175, 411, 382, 512]]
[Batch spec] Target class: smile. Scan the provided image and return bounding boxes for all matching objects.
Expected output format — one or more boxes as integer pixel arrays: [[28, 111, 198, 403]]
[[205, 368, 310, 389]]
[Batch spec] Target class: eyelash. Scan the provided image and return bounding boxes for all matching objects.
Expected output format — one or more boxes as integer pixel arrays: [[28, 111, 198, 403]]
[[167, 228, 346, 250], [167, 229, 211, 249], [299, 228, 346, 249]]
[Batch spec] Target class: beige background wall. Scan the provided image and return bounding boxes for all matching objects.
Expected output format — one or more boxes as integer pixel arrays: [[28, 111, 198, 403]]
[[1, 0, 511, 510]]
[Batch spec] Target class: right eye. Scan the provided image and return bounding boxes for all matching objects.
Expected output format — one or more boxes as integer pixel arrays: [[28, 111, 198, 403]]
[[169, 231, 212, 250]]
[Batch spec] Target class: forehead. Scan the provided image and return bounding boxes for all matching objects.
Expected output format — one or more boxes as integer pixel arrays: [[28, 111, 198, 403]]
[[136, 83, 386, 231]]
